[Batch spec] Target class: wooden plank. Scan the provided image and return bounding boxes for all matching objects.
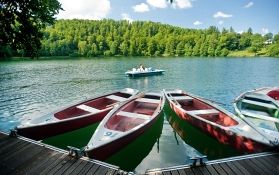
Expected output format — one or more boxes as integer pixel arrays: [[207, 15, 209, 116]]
[[219, 162, 237, 175], [4, 143, 45, 174], [249, 157, 274, 174], [177, 169, 187, 175], [62, 158, 83, 175], [91, 165, 108, 175], [205, 165, 219, 175], [0, 136, 19, 148], [17, 148, 56, 174], [48, 156, 74, 175], [212, 164, 228, 175], [27, 151, 62, 174], [0, 139, 28, 159], [255, 156, 279, 175], [236, 159, 260, 175], [38, 153, 67, 174], [77, 162, 96, 175], [69, 161, 89, 175], [1, 142, 33, 162], [161, 171, 171, 175], [224, 161, 243, 175], [243, 159, 266, 175], [230, 161, 251, 175], [169, 170, 179, 175], [183, 168, 195, 175], [191, 168, 204, 175], [196, 166, 211, 175]]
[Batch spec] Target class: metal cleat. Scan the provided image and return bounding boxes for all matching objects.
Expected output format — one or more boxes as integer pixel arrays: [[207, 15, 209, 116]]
[[9, 129, 18, 138], [190, 155, 207, 168], [67, 146, 84, 159]]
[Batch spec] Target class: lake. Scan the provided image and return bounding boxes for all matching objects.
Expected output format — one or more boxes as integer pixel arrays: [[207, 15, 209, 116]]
[[0, 57, 278, 173]]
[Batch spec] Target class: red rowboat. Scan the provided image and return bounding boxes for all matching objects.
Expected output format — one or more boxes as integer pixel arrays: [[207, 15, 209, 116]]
[[16, 88, 139, 140], [163, 89, 274, 153], [85, 91, 165, 160]]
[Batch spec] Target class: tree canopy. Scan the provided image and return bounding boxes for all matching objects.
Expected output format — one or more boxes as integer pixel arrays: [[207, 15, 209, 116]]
[[38, 19, 279, 58], [0, 0, 62, 58]]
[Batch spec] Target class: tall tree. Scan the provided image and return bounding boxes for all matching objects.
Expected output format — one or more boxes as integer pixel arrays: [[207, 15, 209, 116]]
[[0, 0, 62, 58]]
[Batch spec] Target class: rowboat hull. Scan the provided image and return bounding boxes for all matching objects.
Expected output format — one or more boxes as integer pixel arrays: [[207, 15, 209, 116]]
[[164, 90, 272, 153], [16, 88, 139, 140], [85, 92, 165, 160], [16, 110, 110, 140]]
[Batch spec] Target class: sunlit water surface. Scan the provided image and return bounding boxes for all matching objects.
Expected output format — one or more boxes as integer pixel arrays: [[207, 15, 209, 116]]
[[0, 57, 278, 173]]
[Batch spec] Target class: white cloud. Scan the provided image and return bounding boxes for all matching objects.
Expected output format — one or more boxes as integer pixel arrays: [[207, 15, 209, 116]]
[[213, 11, 233, 18], [121, 13, 133, 22], [133, 3, 150, 13], [57, 0, 111, 20], [218, 20, 224, 25], [147, 0, 168, 8], [193, 20, 202, 26], [172, 0, 192, 9], [262, 28, 269, 35], [237, 30, 244, 34], [244, 2, 254, 8]]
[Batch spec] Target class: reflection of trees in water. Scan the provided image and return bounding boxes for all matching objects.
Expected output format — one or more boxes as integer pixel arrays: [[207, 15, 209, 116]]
[[165, 106, 241, 160]]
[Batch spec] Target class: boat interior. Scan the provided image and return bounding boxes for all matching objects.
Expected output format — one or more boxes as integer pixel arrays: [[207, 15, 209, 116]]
[[267, 90, 279, 100], [240, 96, 278, 118], [105, 94, 161, 132], [169, 93, 238, 127], [54, 92, 131, 119]]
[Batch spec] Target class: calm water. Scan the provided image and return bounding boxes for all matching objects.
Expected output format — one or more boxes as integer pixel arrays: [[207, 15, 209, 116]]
[[0, 57, 278, 173]]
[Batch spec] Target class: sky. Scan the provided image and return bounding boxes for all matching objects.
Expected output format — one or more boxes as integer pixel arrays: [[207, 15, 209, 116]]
[[56, 0, 279, 35]]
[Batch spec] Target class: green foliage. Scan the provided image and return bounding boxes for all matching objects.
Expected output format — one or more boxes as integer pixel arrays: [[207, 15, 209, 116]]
[[3, 18, 279, 58], [268, 43, 279, 57], [0, 0, 62, 58]]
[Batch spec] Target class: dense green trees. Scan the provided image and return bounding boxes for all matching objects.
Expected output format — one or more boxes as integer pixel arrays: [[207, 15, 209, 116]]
[[0, 0, 62, 58], [3, 18, 279, 58]]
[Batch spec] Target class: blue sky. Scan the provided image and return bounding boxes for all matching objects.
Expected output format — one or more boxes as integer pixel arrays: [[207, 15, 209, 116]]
[[57, 0, 279, 34]]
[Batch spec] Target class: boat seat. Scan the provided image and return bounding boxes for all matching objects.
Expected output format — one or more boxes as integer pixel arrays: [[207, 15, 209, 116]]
[[242, 99, 277, 109], [173, 96, 193, 101], [188, 109, 219, 116], [76, 104, 100, 114], [135, 98, 160, 104], [241, 110, 279, 123], [106, 95, 127, 102], [117, 111, 151, 120]]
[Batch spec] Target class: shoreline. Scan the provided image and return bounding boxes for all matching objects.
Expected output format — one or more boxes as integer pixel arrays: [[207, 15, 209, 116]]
[[0, 54, 276, 62]]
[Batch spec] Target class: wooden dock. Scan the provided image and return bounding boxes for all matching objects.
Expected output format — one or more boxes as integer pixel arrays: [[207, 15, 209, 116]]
[[0, 132, 122, 175], [1, 131, 279, 175], [146, 152, 279, 175]]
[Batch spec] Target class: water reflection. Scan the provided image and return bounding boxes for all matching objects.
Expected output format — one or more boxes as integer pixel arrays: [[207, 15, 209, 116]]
[[164, 105, 241, 160]]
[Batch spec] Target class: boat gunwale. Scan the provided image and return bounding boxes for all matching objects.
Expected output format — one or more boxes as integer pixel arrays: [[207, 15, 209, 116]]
[[16, 88, 139, 129]]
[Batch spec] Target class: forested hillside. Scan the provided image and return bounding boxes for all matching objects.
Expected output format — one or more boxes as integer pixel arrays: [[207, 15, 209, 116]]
[[40, 19, 279, 57]]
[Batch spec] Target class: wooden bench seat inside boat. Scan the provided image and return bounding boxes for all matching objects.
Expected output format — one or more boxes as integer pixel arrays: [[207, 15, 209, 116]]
[[77, 104, 101, 114], [188, 109, 219, 115], [242, 99, 277, 109], [173, 96, 193, 101], [241, 109, 279, 122], [135, 98, 160, 104], [106, 95, 127, 102], [117, 111, 151, 120]]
